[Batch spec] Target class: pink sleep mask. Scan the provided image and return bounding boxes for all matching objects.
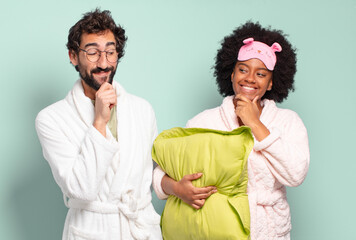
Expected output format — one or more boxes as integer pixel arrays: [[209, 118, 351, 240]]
[[237, 38, 282, 70]]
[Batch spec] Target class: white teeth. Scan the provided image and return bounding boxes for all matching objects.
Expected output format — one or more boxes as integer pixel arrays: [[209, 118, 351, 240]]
[[242, 86, 255, 90]]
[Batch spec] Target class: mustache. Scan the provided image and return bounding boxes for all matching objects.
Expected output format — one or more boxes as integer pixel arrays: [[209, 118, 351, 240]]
[[91, 67, 114, 74]]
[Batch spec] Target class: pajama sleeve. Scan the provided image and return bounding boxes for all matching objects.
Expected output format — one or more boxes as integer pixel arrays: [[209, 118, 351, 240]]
[[254, 111, 310, 187], [152, 120, 197, 200]]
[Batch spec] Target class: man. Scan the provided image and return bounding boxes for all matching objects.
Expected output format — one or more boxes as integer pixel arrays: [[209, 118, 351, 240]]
[[36, 9, 162, 240]]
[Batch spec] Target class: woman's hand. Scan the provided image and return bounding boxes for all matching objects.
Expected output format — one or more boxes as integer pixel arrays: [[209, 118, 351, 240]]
[[234, 94, 270, 141], [234, 94, 261, 127], [162, 173, 217, 210]]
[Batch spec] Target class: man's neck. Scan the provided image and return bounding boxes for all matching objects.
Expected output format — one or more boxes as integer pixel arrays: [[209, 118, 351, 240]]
[[81, 79, 96, 100]]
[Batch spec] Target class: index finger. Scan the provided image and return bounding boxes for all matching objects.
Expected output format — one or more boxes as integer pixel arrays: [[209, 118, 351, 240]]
[[235, 94, 251, 103], [98, 82, 114, 91], [193, 186, 217, 194]]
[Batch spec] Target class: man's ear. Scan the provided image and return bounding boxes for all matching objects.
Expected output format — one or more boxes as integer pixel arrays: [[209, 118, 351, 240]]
[[69, 50, 78, 66]]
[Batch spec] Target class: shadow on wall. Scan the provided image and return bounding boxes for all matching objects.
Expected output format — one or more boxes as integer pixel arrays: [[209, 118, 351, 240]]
[[8, 151, 67, 239], [151, 189, 166, 215], [4, 77, 70, 239]]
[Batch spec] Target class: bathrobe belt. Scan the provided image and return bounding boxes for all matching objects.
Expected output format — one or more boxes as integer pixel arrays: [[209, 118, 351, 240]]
[[64, 191, 159, 240]]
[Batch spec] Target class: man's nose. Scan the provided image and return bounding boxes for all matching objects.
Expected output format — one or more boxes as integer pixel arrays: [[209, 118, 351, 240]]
[[97, 52, 109, 69]]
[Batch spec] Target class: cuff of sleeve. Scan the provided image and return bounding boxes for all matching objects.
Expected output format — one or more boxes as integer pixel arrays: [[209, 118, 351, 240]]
[[253, 127, 281, 152], [153, 166, 169, 200], [88, 125, 120, 153]]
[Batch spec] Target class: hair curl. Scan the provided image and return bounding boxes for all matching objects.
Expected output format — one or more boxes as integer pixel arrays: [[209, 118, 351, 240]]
[[214, 21, 297, 103], [66, 8, 127, 62]]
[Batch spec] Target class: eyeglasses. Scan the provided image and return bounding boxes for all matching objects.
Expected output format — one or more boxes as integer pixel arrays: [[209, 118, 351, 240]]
[[79, 48, 118, 63]]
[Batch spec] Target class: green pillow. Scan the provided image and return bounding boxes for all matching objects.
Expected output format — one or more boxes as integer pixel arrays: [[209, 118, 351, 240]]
[[152, 127, 254, 240]]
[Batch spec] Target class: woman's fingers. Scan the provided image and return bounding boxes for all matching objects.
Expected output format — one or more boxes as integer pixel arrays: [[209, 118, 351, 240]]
[[183, 172, 203, 181], [191, 204, 201, 210], [193, 189, 217, 200], [191, 199, 205, 209], [194, 186, 217, 194], [235, 94, 250, 103], [178, 173, 218, 209], [195, 199, 205, 206]]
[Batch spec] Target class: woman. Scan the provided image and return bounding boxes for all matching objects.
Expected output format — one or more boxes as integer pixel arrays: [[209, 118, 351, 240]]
[[153, 21, 310, 240]]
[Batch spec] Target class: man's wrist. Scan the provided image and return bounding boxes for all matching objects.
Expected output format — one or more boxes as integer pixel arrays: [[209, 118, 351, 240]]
[[93, 120, 106, 137]]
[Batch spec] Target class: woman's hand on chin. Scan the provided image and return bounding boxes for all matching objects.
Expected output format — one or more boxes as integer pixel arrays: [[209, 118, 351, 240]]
[[234, 94, 270, 141], [234, 94, 261, 127]]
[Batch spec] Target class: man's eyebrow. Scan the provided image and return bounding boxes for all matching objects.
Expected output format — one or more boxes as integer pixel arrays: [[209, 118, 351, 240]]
[[84, 43, 98, 48], [106, 42, 115, 47], [83, 42, 116, 48]]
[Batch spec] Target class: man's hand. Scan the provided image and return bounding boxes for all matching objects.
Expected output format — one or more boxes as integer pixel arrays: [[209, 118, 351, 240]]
[[93, 82, 117, 137]]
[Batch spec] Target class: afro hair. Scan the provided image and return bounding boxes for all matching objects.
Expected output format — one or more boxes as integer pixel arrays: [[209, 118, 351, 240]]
[[214, 21, 297, 103]]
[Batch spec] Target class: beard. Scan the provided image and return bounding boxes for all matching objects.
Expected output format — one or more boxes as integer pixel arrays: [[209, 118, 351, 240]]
[[77, 63, 117, 91]]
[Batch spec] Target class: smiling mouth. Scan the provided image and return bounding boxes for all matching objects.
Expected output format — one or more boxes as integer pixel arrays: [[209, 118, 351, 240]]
[[92, 72, 111, 84], [241, 85, 257, 90], [94, 71, 110, 75], [94, 71, 111, 80]]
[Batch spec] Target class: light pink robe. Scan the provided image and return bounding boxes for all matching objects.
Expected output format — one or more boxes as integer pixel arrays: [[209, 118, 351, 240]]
[[153, 96, 310, 240]]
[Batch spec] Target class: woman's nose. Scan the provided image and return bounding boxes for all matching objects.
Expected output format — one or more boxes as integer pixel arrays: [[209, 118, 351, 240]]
[[245, 72, 256, 83]]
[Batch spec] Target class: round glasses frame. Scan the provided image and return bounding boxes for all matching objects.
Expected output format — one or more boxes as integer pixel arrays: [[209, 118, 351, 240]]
[[79, 48, 118, 63]]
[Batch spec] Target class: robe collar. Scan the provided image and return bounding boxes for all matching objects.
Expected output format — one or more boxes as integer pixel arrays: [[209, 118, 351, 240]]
[[69, 79, 126, 128]]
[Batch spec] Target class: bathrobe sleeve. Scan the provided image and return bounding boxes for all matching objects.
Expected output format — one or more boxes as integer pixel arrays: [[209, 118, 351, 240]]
[[36, 107, 119, 201], [153, 166, 169, 200], [254, 110, 310, 187]]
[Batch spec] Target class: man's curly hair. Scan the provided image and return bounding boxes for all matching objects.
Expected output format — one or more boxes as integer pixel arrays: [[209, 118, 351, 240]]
[[67, 8, 127, 62], [214, 21, 297, 103]]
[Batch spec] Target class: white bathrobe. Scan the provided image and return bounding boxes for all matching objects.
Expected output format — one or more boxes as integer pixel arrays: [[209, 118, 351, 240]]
[[36, 80, 162, 240]]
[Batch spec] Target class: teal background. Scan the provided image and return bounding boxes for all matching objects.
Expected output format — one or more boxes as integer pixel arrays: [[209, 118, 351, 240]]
[[1, 0, 355, 239]]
